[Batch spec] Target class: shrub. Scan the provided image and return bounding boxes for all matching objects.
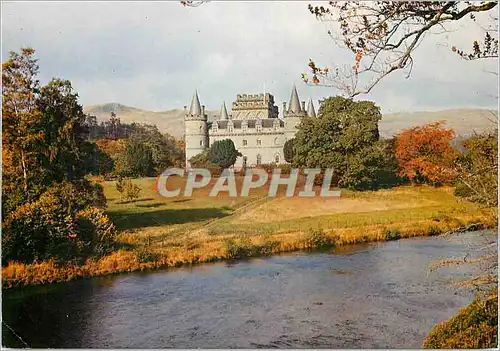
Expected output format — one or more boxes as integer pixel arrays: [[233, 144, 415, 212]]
[[2, 191, 78, 264], [423, 290, 498, 349], [257, 163, 276, 174], [257, 238, 280, 256], [125, 180, 141, 202], [283, 138, 295, 163], [116, 178, 141, 203], [302, 229, 338, 249], [384, 228, 401, 241], [135, 249, 160, 263], [426, 225, 441, 236], [75, 207, 117, 258], [2, 189, 116, 265], [224, 235, 254, 259]]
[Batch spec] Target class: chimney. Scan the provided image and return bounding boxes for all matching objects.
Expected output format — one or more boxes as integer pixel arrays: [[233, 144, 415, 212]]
[[282, 102, 287, 115], [301, 101, 306, 111], [202, 105, 205, 116]]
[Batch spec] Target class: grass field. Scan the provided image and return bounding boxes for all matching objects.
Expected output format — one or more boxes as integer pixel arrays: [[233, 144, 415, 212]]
[[3, 176, 496, 288]]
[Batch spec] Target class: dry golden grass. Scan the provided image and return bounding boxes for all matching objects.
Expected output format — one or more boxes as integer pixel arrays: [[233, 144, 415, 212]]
[[2, 178, 497, 289]]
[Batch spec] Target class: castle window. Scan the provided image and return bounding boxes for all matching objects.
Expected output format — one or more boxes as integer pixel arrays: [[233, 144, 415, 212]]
[[228, 123, 233, 133], [256, 154, 262, 166], [274, 137, 279, 145], [200, 140, 203, 147], [243, 139, 247, 147], [275, 154, 280, 164], [257, 138, 262, 146], [256, 124, 262, 132]]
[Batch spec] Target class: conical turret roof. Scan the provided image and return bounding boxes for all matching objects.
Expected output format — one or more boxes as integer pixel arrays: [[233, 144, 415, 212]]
[[189, 90, 202, 115], [307, 98, 316, 117], [288, 84, 302, 113], [220, 101, 229, 120]]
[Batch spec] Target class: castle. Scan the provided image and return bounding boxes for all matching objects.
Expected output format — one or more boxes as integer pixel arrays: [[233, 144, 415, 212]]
[[184, 85, 317, 169]]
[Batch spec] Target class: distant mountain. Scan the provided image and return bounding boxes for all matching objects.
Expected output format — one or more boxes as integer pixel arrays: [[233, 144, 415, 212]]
[[84, 103, 218, 138], [380, 108, 497, 138], [83, 103, 497, 139]]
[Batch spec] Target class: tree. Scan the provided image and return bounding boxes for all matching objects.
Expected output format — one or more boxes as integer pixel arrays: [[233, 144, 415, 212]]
[[2, 47, 42, 197], [454, 132, 498, 206], [342, 139, 400, 190], [2, 48, 115, 264], [394, 122, 457, 185], [208, 139, 242, 169], [292, 96, 397, 189], [36, 78, 97, 182], [120, 138, 154, 177], [305, 2, 498, 97], [283, 138, 296, 163]]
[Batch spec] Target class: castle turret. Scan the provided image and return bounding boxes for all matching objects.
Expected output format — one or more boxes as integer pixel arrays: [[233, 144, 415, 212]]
[[220, 101, 229, 120], [307, 98, 317, 118], [284, 84, 307, 139], [185, 90, 208, 168]]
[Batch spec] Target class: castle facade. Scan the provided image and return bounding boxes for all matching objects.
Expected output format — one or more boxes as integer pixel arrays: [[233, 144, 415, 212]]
[[184, 85, 316, 169]]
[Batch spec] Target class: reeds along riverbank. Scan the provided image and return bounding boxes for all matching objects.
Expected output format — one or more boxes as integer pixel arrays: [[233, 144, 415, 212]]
[[2, 212, 496, 290]]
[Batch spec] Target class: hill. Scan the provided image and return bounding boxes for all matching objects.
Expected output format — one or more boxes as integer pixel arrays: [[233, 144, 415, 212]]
[[380, 108, 497, 138], [83, 103, 497, 139], [84, 103, 218, 138]]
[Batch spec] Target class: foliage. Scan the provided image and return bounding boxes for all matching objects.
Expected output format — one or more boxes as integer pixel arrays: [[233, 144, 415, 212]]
[[107, 125, 184, 177], [341, 139, 400, 190], [208, 139, 242, 169], [75, 207, 117, 258], [120, 138, 154, 177], [116, 178, 141, 203], [423, 289, 498, 349], [95, 138, 126, 158], [1, 187, 115, 265], [2, 191, 77, 264], [454, 132, 498, 206], [2, 48, 115, 266], [302, 229, 338, 249], [188, 151, 217, 169], [127, 124, 184, 173], [305, 2, 498, 97], [384, 228, 401, 241], [293, 96, 398, 189], [283, 138, 296, 163], [394, 122, 457, 185], [224, 235, 254, 259], [124, 180, 141, 202]]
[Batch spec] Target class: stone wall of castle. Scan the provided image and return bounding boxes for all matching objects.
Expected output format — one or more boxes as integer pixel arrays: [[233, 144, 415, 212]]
[[184, 86, 313, 169]]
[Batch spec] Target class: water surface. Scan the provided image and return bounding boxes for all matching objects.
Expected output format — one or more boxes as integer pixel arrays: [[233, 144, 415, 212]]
[[2, 231, 496, 348]]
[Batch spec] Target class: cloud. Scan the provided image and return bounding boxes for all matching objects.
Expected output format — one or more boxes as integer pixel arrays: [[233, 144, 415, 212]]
[[2, 2, 498, 113]]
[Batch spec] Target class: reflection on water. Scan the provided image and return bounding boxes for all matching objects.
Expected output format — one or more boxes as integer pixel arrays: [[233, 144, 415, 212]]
[[2, 231, 496, 348]]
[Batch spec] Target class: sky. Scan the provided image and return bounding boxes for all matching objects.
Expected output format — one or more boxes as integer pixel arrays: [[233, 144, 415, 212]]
[[2, 1, 498, 114]]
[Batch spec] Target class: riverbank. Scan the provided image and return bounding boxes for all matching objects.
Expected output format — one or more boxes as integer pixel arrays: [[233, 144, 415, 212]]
[[2, 178, 497, 289], [3, 231, 494, 348]]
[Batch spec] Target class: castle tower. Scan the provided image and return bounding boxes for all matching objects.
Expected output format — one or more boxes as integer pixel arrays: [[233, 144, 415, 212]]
[[307, 98, 317, 118], [184, 90, 208, 168], [220, 101, 229, 120], [284, 84, 307, 140]]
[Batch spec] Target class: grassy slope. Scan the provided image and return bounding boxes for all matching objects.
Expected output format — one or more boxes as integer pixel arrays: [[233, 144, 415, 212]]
[[2, 177, 496, 288]]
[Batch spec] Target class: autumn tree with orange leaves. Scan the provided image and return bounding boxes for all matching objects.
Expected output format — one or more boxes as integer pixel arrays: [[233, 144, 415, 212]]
[[394, 122, 457, 185]]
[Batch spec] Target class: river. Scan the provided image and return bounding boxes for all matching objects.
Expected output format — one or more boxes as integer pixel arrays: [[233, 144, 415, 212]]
[[2, 230, 496, 348]]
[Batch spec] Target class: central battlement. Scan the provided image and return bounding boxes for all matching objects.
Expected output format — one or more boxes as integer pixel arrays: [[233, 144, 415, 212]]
[[231, 93, 278, 120]]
